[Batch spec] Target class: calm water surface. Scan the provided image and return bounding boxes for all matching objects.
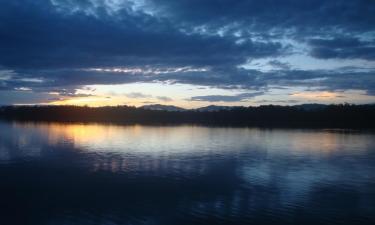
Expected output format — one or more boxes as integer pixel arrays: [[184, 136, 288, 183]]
[[0, 121, 375, 225]]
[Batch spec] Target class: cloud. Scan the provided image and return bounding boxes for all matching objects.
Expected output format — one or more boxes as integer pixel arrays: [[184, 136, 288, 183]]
[[143, 0, 375, 35], [0, 0, 285, 70], [309, 37, 375, 60], [51, 89, 94, 97], [2, 66, 375, 101], [125, 92, 173, 102], [267, 60, 291, 70], [156, 96, 173, 102], [125, 92, 152, 98], [0, 90, 52, 105], [190, 92, 264, 102], [141, 101, 157, 104], [0, 0, 374, 104]]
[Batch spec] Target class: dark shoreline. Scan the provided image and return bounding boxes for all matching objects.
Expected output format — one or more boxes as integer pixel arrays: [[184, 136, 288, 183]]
[[1, 104, 374, 129]]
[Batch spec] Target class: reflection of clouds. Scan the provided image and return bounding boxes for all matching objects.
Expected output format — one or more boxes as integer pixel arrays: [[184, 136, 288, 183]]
[[13, 122, 373, 156], [3, 122, 375, 167], [240, 151, 375, 210], [1, 121, 375, 222], [0, 122, 44, 161], [13, 123, 262, 155], [262, 130, 372, 156]]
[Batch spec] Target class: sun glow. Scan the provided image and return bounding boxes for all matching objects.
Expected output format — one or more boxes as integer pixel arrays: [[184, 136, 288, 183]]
[[290, 91, 340, 99], [44, 83, 374, 108], [50, 97, 108, 107]]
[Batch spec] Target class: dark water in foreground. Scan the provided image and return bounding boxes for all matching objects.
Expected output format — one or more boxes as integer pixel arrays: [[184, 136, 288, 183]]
[[0, 122, 375, 225]]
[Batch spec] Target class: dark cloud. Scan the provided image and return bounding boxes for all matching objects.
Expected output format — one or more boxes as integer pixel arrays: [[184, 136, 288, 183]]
[[156, 96, 173, 102], [53, 89, 94, 97], [125, 92, 172, 102], [2, 66, 375, 100], [0, 0, 374, 104], [309, 37, 375, 60], [144, 0, 375, 34], [0, 90, 51, 105], [141, 101, 157, 104], [190, 92, 264, 102], [0, 0, 284, 70], [268, 60, 291, 70], [125, 92, 152, 99]]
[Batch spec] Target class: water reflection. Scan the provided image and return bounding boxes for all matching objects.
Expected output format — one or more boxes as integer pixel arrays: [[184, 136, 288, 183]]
[[0, 122, 375, 225]]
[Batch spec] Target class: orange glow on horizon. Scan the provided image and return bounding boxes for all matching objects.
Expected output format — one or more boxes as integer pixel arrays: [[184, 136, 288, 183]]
[[49, 96, 138, 107], [290, 91, 341, 99], [47, 95, 223, 109]]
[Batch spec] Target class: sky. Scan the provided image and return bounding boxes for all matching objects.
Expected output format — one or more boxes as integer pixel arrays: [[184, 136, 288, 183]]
[[0, 0, 374, 108]]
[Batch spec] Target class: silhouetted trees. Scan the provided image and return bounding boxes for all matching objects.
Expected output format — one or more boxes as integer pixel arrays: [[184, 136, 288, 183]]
[[0, 104, 374, 128]]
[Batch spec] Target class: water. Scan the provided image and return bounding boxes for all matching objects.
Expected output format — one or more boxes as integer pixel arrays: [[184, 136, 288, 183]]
[[0, 121, 374, 225]]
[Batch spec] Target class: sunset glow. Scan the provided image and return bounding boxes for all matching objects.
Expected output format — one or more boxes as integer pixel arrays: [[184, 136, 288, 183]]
[[0, 0, 374, 107]]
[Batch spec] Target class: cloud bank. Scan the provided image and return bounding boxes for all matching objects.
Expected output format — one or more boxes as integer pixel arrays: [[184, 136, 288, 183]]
[[0, 0, 374, 104]]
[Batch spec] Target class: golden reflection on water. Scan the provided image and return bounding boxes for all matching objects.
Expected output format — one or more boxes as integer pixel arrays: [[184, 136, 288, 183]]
[[11, 122, 371, 157], [14, 122, 141, 148], [45, 123, 130, 146], [286, 132, 342, 154], [1, 123, 375, 224]]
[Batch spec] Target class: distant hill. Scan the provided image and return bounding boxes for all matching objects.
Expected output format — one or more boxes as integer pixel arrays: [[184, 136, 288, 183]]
[[294, 104, 328, 111], [196, 105, 243, 112], [140, 104, 186, 112], [140, 104, 331, 112]]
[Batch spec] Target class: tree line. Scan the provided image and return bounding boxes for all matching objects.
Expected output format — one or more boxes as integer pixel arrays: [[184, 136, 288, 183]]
[[0, 104, 374, 128]]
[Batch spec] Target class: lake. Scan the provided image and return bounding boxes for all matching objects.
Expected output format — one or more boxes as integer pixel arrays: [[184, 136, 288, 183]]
[[0, 121, 374, 225]]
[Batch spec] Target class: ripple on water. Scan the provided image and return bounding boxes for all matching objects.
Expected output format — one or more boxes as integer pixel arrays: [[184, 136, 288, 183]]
[[0, 122, 375, 225]]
